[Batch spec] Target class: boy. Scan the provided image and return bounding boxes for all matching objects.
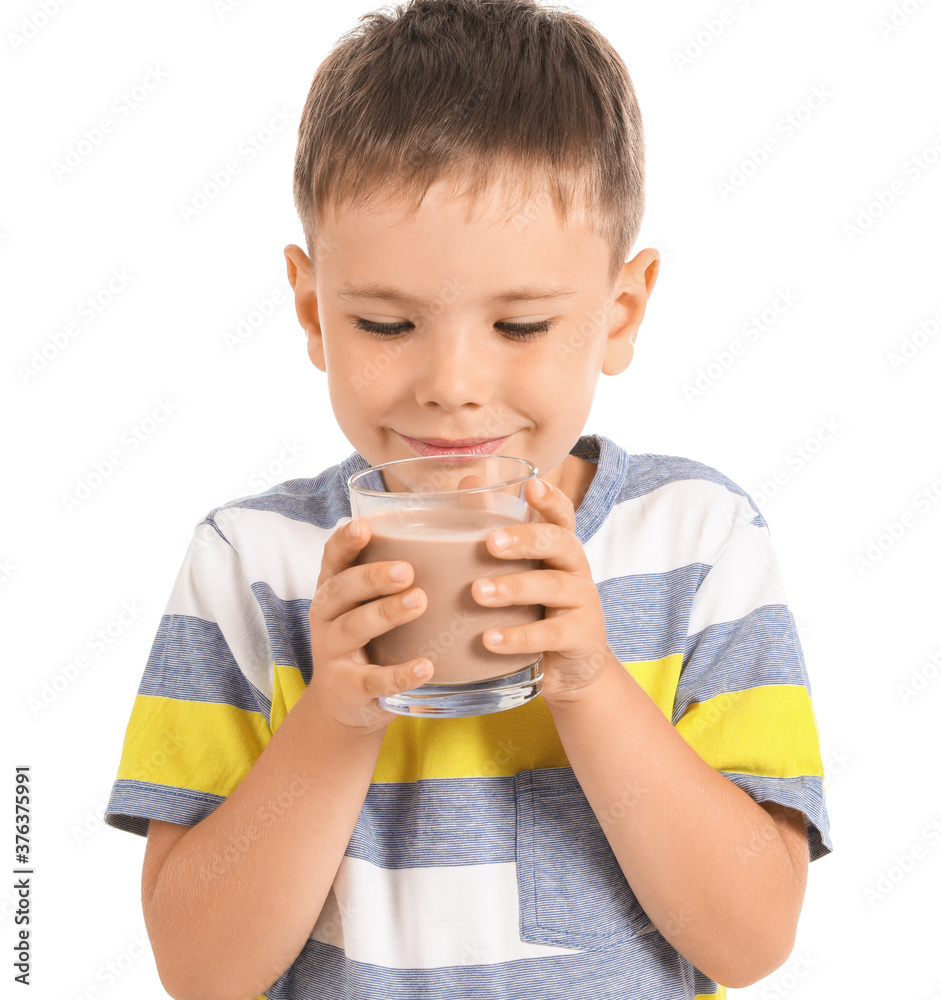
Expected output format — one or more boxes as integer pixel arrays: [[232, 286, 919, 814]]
[[105, 1, 831, 998]]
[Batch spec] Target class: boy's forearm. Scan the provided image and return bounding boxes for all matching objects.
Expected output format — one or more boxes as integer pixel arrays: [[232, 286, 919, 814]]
[[547, 654, 807, 990], [144, 692, 385, 1000]]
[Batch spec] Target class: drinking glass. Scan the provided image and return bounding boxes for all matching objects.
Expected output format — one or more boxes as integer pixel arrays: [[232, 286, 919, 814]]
[[348, 453, 544, 717]]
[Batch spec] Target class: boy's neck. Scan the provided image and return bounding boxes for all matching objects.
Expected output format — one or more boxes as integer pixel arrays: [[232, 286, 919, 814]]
[[558, 454, 597, 513]]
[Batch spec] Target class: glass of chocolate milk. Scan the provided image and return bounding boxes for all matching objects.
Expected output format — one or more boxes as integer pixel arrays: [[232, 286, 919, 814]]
[[348, 454, 544, 717]]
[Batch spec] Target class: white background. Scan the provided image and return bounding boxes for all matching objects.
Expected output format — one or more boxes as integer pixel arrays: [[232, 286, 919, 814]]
[[3, 0, 940, 997]]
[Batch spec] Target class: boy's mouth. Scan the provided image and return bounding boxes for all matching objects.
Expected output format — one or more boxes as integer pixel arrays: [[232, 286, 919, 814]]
[[398, 433, 510, 458]]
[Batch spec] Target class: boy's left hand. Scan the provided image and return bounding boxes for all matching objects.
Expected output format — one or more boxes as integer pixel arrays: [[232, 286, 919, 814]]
[[472, 476, 617, 704]]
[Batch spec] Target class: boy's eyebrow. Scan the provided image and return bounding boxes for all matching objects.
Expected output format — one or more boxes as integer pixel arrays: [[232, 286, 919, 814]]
[[336, 281, 578, 304]]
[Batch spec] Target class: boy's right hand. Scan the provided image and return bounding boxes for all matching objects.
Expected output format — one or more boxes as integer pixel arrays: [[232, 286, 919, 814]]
[[305, 516, 432, 732]]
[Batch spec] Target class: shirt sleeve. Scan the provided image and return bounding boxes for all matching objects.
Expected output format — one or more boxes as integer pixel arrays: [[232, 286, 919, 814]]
[[674, 514, 833, 862], [105, 516, 277, 837]]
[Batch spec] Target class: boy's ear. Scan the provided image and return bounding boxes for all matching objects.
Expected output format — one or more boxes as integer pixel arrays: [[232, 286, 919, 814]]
[[283, 244, 326, 372], [602, 247, 660, 376]]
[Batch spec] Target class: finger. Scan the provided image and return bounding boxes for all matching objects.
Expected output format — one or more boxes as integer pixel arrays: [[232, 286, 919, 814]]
[[356, 657, 435, 700], [317, 517, 372, 591], [329, 585, 428, 659], [481, 615, 570, 657], [472, 568, 581, 608], [524, 477, 576, 532], [486, 519, 584, 572], [311, 553, 415, 624]]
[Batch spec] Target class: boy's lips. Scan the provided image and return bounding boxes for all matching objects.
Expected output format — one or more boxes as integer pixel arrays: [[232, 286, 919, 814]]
[[397, 432, 510, 458]]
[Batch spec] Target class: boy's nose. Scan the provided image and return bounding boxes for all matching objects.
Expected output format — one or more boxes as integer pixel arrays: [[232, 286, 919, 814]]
[[413, 331, 493, 411]]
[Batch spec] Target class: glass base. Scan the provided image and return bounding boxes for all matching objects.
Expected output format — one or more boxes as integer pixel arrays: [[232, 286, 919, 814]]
[[379, 659, 544, 718]]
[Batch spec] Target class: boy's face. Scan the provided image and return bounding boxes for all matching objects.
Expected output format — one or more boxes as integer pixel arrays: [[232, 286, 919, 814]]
[[285, 172, 658, 508]]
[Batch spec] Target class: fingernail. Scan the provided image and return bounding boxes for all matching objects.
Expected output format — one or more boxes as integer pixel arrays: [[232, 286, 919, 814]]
[[348, 518, 362, 539], [390, 562, 409, 582], [402, 589, 422, 608], [486, 629, 504, 645], [413, 660, 432, 678], [531, 478, 547, 498], [476, 578, 496, 598], [490, 530, 510, 551]]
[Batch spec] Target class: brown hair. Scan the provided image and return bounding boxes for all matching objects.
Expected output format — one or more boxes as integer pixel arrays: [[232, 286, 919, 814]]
[[293, 0, 645, 282]]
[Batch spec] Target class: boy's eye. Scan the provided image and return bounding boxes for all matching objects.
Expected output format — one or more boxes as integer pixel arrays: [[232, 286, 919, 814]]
[[352, 318, 554, 340]]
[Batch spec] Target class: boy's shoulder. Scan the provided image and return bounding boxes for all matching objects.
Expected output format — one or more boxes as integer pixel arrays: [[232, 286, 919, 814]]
[[199, 451, 370, 544], [581, 434, 765, 531]]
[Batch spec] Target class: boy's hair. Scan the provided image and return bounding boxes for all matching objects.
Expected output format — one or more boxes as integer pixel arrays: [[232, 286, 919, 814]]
[[293, 0, 645, 283]]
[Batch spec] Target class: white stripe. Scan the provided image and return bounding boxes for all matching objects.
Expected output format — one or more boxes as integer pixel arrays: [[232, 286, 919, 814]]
[[216, 505, 332, 601], [310, 857, 578, 968], [584, 478, 754, 582], [687, 521, 788, 636]]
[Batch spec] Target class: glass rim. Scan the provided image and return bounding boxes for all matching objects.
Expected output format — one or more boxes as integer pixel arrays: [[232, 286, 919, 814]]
[[347, 453, 537, 498]]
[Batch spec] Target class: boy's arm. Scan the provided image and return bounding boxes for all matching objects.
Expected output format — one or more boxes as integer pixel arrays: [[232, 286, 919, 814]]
[[474, 478, 817, 990], [547, 659, 808, 990], [142, 695, 386, 1000], [140, 517, 433, 1000]]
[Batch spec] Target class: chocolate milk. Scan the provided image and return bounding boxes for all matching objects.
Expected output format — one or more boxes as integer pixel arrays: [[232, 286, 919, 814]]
[[359, 508, 544, 683]]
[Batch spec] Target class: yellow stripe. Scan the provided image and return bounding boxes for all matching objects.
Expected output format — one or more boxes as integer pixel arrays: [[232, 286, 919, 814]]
[[374, 695, 570, 782], [271, 662, 307, 732], [624, 653, 683, 720], [371, 655, 682, 783], [696, 990, 726, 999], [116, 694, 271, 798], [676, 684, 824, 778]]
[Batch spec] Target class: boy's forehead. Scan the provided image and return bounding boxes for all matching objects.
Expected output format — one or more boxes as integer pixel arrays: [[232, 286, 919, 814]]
[[324, 164, 596, 236]]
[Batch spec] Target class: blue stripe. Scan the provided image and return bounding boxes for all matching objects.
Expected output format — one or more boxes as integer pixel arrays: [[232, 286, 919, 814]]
[[601, 564, 710, 663], [676, 605, 810, 720], [347, 777, 517, 868], [251, 582, 313, 682], [722, 772, 832, 861], [105, 779, 225, 837], [266, 937, 720, 1000], [206, 453, 368, 530], [619, 452, 766, 528], [138, 614, 269, 715]]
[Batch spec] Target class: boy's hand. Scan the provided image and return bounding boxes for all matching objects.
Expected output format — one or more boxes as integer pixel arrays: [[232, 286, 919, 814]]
[[471, 477, 617, 704], [306, 517, 432, 732]]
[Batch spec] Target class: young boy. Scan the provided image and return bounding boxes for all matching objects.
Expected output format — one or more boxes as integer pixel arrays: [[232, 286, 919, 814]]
[[105, 1, 831, 998]]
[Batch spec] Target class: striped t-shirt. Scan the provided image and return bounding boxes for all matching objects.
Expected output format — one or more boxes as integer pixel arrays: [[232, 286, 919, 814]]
[[106, 433, 832, 1000]]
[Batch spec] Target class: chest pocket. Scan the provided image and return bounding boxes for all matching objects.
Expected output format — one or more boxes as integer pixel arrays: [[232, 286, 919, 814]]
[[515, 767, 654, 950]]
